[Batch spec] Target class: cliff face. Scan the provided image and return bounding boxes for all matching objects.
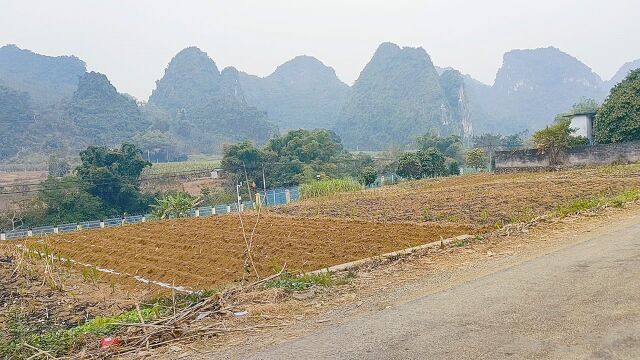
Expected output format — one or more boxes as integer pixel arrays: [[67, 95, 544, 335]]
[[334, 42, 468, 150]]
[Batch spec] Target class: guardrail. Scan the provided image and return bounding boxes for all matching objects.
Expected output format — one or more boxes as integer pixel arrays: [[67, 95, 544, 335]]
[[1, 187, 300, 241]]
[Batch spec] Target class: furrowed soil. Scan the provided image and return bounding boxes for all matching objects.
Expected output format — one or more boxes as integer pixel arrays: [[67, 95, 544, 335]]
[[276, 165, 640, 225], [6, 164, 640, 298], [19, 215, 480, 291]]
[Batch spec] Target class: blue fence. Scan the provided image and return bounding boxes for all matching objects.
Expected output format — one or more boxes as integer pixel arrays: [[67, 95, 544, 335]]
[[1, 187, 300, 241]]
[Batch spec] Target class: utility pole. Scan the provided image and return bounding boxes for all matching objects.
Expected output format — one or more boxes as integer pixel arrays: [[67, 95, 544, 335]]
[[236, 181, 242, 212], [242, 162, 253, 209], [262, 165, 267, 207]]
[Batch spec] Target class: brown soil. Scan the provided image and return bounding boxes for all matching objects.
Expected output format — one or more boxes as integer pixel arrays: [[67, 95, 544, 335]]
[[0, 170, 48, 186], [181, 178, 225, 196], [276, 165, 640, 225], [20, 214, 481, 290]]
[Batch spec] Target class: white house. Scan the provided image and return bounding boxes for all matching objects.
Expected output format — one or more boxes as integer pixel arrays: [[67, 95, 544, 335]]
[[569, 112, 596, 144]]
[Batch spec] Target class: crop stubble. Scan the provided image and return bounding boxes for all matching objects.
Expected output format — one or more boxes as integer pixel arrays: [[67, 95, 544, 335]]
[[277, 165, 640, 224]]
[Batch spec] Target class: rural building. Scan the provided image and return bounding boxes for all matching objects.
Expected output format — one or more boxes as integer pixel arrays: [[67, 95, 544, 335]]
[[568, 112, 595, 144], [210, 169, 224, 179]]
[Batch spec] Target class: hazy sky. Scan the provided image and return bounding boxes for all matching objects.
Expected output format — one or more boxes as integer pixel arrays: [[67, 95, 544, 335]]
[[2, 0, 638, 100]]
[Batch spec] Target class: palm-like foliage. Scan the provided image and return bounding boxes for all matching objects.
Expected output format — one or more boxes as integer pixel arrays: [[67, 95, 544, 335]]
[[151, 192, 199, 219]]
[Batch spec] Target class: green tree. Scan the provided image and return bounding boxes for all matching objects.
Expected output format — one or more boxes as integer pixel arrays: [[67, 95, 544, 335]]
[[359, 166, 377, 186], [132, 130, 185, 162], [221, 129, 368, 188], [396, 152, 422, 179], [532, 119, 573, 165], [447, 160, 460, 176], [473, 133, 503, 169], [35, 177, 106, 225], [595, 69, 640, 143], [417, 147, 446, 178], [75, 143, 151, 214], [415, 134, 464, 161], [47, 155, 71, 177], [221, 140, 266, 186], [465, 148, 487, 171]]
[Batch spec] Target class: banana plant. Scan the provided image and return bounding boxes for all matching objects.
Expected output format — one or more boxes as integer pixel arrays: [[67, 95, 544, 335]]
[[150, 192, 201, 219]]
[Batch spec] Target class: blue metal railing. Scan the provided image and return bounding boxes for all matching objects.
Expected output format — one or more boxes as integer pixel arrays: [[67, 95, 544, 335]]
[[1, 186, 300, 241]]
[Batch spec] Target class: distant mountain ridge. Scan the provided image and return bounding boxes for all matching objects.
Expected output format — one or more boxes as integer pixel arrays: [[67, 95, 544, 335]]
[[448, 47, 635, 134], [238, 55, 349, 130], [148, 47, 277, 153], [605, 59, 640, 91], [0, 43, 639, 161], [0, 44, 86, 107]]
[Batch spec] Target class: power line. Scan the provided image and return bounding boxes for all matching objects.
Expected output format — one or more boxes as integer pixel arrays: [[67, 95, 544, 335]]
[[0, 158, 378, 196]]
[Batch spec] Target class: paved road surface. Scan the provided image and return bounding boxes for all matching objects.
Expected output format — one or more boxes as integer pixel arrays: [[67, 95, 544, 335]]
[[247, 220, 640, 359]]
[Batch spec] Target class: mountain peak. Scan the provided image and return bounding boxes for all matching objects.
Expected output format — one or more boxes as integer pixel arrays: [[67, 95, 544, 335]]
[[336, 43, 460, 150], [269, 55, 341, 84], [607, 59, 640, 89], [73, 71, 119, 100], [0, 44, 86, 106], [148, 47, 221, 109]]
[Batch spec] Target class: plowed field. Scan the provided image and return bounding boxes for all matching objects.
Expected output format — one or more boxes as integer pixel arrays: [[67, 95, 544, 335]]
[[276, 165, 640, 225], [15, 164, 640, 292], [24, 215, 480, 290]]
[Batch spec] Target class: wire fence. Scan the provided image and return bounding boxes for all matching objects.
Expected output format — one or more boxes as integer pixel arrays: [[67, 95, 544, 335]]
[[1, 187, 300, 241]]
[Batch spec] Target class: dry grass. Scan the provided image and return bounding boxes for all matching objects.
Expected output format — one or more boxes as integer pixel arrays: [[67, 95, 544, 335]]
[[275, 164, 640, 226]]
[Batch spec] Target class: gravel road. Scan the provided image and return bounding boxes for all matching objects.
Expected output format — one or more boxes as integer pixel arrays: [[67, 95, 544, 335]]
[[246, 218, 640, 359]]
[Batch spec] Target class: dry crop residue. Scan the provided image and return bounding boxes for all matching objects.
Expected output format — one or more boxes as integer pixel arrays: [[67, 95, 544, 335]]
[[0, 243, 147, 340], [275, 165, 640, 225], [23, 215, 481, 290]]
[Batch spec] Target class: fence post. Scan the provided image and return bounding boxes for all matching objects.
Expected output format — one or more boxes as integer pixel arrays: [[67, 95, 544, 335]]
[[0, 233, 5, 241], [195, 209, 200, 217], [76, 223, 82, 231], [212, 207, 216, 215], [255, 193, 262, 209], [27, 229, 33, 237], [100, 221, 105, 228], [142, 216, 146, 223], [227, 205, 231, 213], [285, 189, 291, 204], [53, 227, 59, 234]]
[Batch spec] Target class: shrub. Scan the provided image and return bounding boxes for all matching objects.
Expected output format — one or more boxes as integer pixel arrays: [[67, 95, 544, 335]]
[[300, 178, 362, 199], [465, 148, 487, 171], [359, 166, 377, 186]]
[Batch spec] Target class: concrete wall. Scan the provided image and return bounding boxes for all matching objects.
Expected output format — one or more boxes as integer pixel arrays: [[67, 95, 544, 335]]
[[494, 148, 549, 169], [495, 140, 640, 171]]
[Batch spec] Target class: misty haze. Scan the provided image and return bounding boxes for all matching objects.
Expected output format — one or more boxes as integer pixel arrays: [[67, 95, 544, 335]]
[[1, 1, 640, 359]]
